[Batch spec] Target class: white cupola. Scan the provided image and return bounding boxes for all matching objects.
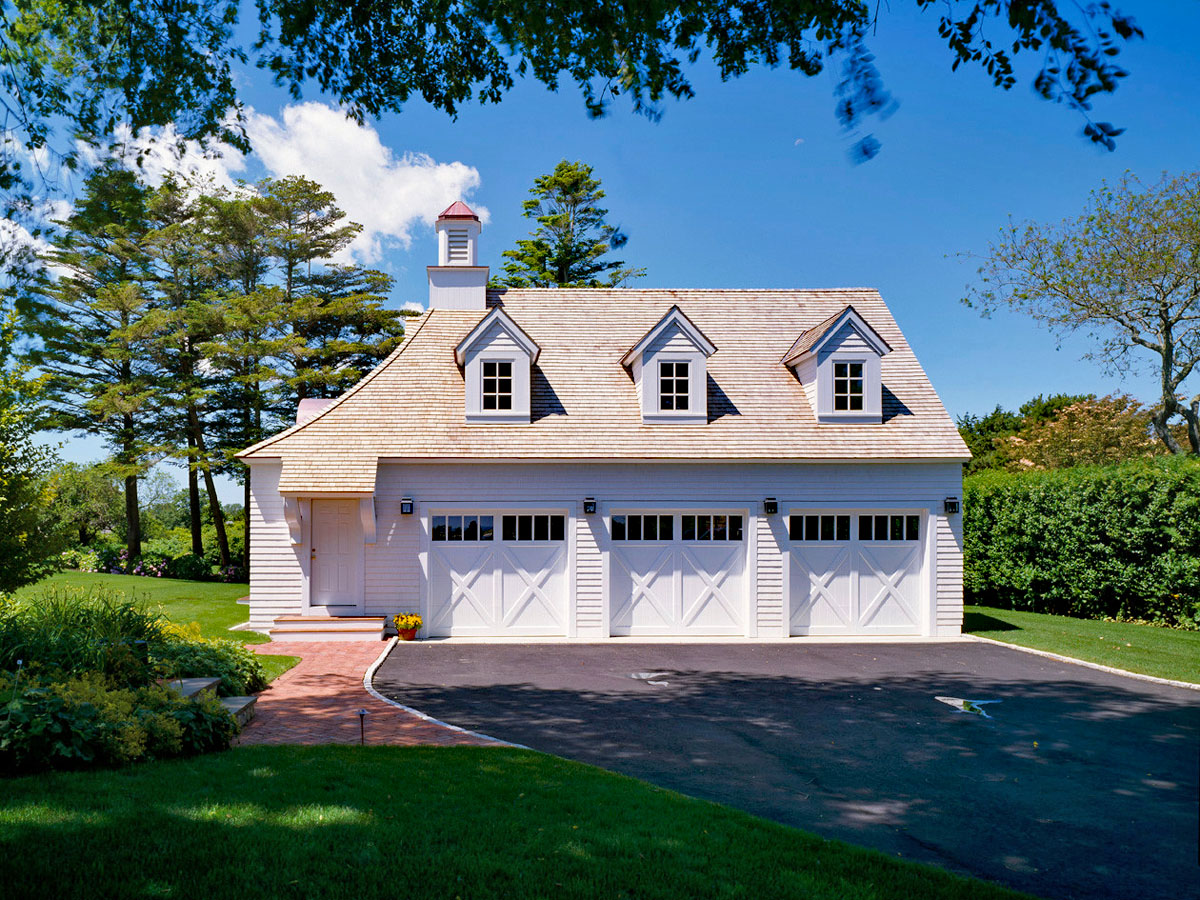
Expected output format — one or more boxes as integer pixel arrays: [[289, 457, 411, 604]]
[[428, 200, 488, 310]]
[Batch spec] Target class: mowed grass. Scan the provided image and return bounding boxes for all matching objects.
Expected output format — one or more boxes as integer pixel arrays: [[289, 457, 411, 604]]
[[0, 745, 1030, 900], [14, 572, 298, 682], [964, 605, 1200, 684]]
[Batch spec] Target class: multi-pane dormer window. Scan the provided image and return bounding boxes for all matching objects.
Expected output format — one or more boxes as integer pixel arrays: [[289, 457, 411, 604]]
[[659, 361, 690, 411], [833, 361, 864, 411], [482, 361, 513, 410]]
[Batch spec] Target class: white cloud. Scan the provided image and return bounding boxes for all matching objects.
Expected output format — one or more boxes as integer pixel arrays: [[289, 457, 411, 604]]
[[244, 103, 485, 264], [108, 122, 248, 193]]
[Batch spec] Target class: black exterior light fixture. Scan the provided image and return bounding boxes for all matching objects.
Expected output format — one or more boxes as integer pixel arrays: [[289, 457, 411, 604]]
[[357, 708, 368, 745], [583, 497, 597, 515], [944, 497, 960, 515], [400, 498, 414, 515], [763, 497, 778, 515]]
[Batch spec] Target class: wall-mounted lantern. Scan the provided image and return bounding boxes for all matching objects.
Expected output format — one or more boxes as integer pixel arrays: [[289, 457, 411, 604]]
[[944, 497, 960, 515], [763, 497, 778, 515], [400, 498, 414, 515], [583, 497, 597, 515]]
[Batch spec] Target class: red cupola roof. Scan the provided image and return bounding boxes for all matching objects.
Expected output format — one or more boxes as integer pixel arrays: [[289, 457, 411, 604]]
[[437, 200, 479, 221]]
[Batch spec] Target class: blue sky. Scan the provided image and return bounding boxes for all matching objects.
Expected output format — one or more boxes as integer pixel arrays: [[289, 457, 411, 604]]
[[52, 1, 1199, 501]]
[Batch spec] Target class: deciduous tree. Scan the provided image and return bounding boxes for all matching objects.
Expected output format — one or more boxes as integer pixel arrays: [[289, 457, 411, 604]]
[[963, 171, 1200, 455]]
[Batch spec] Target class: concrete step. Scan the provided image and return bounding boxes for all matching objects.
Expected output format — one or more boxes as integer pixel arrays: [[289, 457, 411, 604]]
[[220, 695, 257, 727], [165, 677, 222, 699], [268, 615, 387, 642]]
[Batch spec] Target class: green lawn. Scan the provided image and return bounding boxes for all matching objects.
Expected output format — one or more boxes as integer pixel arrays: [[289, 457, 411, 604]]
[[14, 572, 298, 683], [964, 605, 1200, 684], [0, 745, 1029, 900]]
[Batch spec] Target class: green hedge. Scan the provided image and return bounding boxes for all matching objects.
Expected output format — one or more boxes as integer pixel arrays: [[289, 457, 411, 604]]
[[964, 456, 1200, 626]]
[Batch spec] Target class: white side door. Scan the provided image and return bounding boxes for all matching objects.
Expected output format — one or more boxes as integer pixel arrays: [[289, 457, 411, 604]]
[[310, 498, 364, 613], [609, 511, 746, 636], [788, 510, 923, 635], [427, 510, 568, 636]]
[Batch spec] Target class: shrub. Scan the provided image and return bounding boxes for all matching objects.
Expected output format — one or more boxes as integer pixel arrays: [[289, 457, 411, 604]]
[[58, 547, 101, 572], [0, 671, 235, 775], [151, 623, 267, 696], [964, 456, 1200, 626], [0, 589, 167, 683], [166, 553, 212, 582]]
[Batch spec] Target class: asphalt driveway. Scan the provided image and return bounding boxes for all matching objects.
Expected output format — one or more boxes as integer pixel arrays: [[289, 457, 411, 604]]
[[373, 640, 1199, 900]]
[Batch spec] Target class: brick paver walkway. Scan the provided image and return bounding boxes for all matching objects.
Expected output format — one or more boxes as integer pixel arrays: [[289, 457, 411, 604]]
[[238, 641, 494, 746]]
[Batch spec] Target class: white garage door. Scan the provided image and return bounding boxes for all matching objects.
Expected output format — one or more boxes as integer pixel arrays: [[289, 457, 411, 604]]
[[788, 511, 924, 635], [610, 511, 746, 636], [428, 511, 568, 636]]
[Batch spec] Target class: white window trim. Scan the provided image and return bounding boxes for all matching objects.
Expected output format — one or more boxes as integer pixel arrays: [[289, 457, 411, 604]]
[[480, 358, 514, 413], [832, 359, 866, 413]]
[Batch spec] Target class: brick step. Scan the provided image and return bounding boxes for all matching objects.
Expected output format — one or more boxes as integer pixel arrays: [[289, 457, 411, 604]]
[[268, 628, 387, 642], [220, 695, 257, 727]]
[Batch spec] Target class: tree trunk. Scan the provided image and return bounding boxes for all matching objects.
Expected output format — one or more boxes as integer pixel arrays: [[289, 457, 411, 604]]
[[186, 406, 231, 568], [124, 473, 141, 559], [187, 425, 203, 556]]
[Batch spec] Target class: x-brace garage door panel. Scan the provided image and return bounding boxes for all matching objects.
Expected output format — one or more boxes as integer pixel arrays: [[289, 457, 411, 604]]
[[789, 511, 923, 636], [610, 511, 746, 636], [428, 513, 568, 637]]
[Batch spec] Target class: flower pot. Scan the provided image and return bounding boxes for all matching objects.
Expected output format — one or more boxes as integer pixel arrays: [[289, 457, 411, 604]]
[[398, 628, 418, 641]]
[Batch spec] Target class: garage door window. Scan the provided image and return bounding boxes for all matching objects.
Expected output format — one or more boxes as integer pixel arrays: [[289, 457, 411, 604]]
[[682, 514, 743, 542], [789, 514, 851, 542], [501, 514, 566, 542], [612, 514, 674, 541], [432, 515, 495, 542], [859, 514, 919, 541]]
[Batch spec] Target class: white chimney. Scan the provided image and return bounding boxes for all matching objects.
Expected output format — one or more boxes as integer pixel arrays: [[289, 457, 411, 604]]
[[428, 200, 487, 310]]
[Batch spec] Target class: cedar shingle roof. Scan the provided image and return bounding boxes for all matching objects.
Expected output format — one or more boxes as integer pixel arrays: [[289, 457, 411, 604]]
[[239, 289, 970, 493]]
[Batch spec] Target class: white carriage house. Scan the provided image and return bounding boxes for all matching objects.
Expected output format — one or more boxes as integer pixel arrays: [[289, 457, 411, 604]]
[[238, 202, 970, 641]]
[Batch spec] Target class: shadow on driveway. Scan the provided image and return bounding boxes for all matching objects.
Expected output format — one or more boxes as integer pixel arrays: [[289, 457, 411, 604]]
[[374, 642, 1199, 900]]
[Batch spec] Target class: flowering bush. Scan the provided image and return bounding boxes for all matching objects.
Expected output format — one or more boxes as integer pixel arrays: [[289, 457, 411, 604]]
[[393, 613, 423, 632], [218, 563, 247, 583], [59, 547, 101, 572]]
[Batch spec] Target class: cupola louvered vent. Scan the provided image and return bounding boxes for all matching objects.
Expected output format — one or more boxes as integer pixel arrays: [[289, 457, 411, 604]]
[[447, 229, 470, 262]]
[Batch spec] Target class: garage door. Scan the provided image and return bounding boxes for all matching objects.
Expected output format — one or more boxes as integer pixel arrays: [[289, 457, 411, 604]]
[[428, 511, 568, 636], [788, 511, 924, 635], [610, 511, 746, 636]]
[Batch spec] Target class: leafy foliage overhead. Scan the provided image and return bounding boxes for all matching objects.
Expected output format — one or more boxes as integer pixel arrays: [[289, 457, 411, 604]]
[[0, 0, 1143, 218]]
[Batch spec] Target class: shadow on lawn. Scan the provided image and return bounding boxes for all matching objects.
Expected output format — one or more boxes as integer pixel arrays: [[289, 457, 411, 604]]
[[374, 650, 1199, 900], [962, 610, 1022, 632]]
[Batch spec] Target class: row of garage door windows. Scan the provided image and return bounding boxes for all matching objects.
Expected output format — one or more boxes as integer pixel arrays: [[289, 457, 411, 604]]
[[430, 512, 920, 544]]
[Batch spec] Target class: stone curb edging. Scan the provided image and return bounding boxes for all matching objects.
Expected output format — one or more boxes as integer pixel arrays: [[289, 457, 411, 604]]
[[965, 634, 1200, 692], [362, 638, 526, 747]]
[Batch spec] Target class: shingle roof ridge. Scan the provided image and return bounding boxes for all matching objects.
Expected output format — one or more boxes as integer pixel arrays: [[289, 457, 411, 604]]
[[237, 310, 436, 459], [486, 287, 881, 294]]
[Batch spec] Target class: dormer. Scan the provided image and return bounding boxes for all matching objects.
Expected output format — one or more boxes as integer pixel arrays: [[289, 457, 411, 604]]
[[455, 307, 540, 423], [621, 306, 717, 425], [428, 201, 488, 310], [782, 305, 892, 424]]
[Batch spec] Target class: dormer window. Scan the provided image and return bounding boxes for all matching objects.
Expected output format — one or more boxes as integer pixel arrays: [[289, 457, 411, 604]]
[[455, 307, 540, 423], [621, 306, 717, 425], [833, 361, 864, 411], [482, 361, 513, 410], [659, 361, 690, 411], [782, 305, 892, 424]]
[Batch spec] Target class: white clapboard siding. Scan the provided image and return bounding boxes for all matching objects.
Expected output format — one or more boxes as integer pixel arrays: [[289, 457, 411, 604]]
[[248, 459, 964, 637], [575, 515, 604, 636], [248, 461, 304, 627], [935, 513, 965, 635], [756, 514, 784, 634]]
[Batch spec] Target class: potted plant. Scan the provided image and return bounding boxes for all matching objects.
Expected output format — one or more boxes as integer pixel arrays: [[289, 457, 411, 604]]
[[393, 613, 423, 641]]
